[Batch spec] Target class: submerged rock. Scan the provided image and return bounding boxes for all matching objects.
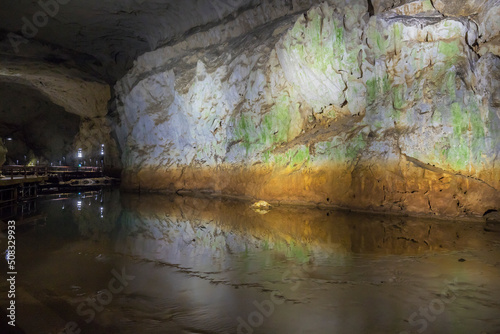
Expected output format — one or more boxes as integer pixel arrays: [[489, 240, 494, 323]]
[[251, 200, 272, 214], [251, 200, 272, 209]]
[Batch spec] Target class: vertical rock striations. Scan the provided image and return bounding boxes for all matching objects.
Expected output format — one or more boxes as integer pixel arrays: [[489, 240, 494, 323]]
[[114, 0, 500, 217]]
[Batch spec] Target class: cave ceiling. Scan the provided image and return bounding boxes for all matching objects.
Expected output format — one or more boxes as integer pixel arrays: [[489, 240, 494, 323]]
[[0, 0, 258, 82]]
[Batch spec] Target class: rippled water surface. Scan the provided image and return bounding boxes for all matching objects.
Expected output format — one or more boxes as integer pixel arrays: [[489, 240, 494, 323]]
[[1, 189, 499, 334]]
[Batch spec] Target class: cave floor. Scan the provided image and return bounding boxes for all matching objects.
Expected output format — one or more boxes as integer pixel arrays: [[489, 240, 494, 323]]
[[0, 189, 499, 334]]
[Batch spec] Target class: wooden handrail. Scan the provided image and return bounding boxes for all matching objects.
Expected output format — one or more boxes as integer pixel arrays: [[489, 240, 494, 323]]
[[1, 165, 51, 179], [2, 165, 101, 178]]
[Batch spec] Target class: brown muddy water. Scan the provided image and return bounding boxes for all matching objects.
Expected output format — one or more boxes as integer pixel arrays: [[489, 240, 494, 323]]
[[0, 189, 499, 334]]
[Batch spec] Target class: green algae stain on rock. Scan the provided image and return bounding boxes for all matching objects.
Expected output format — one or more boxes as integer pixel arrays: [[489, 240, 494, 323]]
[[374, 30, 388, 55], [451, 102, 467, 136], [435, 97, 489, 171], [445, 136, 470, 171], [289, 146, 310, 167], [271, 145, 310, 168], [312, 132, 367, 164], [443, 71, 457, 101], [233, 94, 301, 156], [285, 8, 346, 73], [346, 133, 367, 159], [366, 19, 389, 58], [392, 22, 404, 54], [366, 78, 378, 105], [438, 40, 460, 59], [392, 85, 405, 113], [366, 74, 392, 105], [261, 94, 293, 145], [468, 100, 487, 165], [234, 114, 253, 154]]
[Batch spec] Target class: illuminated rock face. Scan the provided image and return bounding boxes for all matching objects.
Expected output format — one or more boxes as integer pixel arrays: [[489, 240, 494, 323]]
[[114, 0, 500, 217], [72, 117, 122, 172]]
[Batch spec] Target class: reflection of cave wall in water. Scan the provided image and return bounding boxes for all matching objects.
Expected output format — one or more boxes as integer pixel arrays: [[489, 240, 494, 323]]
[[72, 190, 122, 239], [114, 0, 500, 217], [115, 193, 490, 268], [0, 82, 81, 165]]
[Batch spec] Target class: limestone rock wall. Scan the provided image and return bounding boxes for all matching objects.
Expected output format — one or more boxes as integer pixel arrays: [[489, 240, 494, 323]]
[[114, 0, 500, 217], [72, 117, 122, 173]]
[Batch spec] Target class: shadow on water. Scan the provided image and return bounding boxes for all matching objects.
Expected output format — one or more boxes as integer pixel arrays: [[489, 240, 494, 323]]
[[0, 189, 499, 334]]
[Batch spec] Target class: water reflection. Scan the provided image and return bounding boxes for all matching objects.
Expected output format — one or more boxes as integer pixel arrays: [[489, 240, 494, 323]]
[[117, 193, 492, 261], [0, 199, 45, 231], [0, 190, 499, 334]]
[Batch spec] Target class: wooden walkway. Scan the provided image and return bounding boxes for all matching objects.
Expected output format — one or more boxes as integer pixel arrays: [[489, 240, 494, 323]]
[[0, 166, 49, 206], [1, 165, 103, 183], [0, 175, 48, 186]]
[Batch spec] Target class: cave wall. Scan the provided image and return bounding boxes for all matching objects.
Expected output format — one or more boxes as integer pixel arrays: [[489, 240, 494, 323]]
[[114, 0, 500, 217], [0, 81, 122, 171], [0, 83, 81, 165], [72, 116, 122, 173], [0, 138, 6, 167], [0, 59, 122, 170]]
